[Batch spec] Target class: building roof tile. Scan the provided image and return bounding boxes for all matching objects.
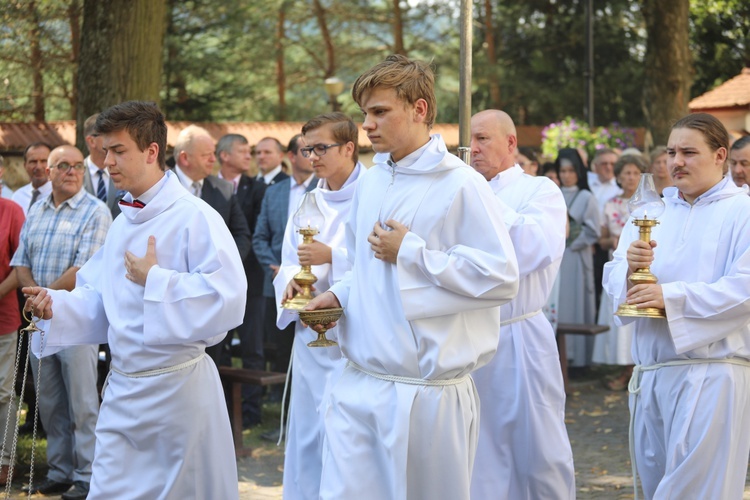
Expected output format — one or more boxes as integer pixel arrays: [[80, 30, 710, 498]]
[[689, 68, 750, 110]]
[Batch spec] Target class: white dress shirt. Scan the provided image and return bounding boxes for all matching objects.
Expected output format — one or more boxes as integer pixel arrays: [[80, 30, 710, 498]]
[[261, 165, 282, 185], [288, 174, 314, 216], [11, 181, 52, 216]]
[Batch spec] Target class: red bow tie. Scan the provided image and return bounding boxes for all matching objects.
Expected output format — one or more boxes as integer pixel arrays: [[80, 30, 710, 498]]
[[118, 199, 146, 208]]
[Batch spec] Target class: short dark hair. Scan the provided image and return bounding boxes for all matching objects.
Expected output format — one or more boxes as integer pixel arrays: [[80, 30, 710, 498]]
[[517, 146, 537, 164], [287, 134, 304, 155], [672, 113, 729, 154], [94, 101, 167, 170], [257, 137, 284, 153], [731, 135, 750, 152], [216, 134, 248, 164], [83, 113, 99, 137], [23, 142, 52, 162], [301, 112, 360, 164]]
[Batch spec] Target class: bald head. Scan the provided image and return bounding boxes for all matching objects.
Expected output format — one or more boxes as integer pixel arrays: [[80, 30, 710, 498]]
[[470, 110, 518, 180], [47, 145, 85, 205], [174, 125, 217, 181], [49, 145, 84, 167]]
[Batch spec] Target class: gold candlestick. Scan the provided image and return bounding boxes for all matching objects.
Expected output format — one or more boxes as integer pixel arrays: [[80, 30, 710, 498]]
[[615, 218, 666, 318], [615, 173, 667, 319], [282, 227, 319, 310]]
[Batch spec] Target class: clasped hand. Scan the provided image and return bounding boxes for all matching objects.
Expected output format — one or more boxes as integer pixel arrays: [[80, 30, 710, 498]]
[[367, 220, 408, 263]]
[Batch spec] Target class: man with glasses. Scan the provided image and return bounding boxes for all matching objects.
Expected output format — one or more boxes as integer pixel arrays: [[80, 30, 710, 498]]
[[11, 142, 52, 215], [253, 134, 315, 430], [12, 145, 111, 499], [274, 113, 363, 498]]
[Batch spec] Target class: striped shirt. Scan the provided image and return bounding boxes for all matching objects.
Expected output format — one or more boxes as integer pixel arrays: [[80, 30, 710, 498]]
[[11, 189, 111, 287]]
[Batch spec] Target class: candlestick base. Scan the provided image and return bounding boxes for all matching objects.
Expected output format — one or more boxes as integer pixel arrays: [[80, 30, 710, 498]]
[[615, 303, 666, 319]]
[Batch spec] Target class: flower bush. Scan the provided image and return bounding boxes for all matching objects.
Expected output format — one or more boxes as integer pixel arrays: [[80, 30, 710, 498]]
[[541, 117, 636, 161]]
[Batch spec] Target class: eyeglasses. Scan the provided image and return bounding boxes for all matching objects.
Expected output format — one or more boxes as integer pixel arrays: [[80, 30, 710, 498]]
[[50, 162, 85, 172], [300, 143, 341, 158]]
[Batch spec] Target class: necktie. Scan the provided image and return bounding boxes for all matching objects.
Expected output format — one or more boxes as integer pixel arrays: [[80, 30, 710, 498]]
[[192, 181, 201, 197], [96, 170, 107, 202], [28, 189, 40, 210]]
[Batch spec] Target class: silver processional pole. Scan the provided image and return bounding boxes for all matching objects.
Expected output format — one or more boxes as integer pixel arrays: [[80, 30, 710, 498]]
[[457, 0, 473, 165]]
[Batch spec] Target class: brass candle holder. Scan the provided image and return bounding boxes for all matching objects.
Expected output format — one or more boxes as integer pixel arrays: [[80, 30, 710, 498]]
[[615, 218, 666, 318], [282, 226, 319, 311], [615, 173, 666, 319], [298, 307, 342, 347]]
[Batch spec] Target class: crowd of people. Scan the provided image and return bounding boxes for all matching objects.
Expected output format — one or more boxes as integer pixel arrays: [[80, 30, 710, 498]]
[[0, 53, 748, 500]]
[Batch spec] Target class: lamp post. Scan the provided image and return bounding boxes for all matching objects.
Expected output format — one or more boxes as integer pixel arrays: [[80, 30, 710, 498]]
[[324, 77, 345, 112]]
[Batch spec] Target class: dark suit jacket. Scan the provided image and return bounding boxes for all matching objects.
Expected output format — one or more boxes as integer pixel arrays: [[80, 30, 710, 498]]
[[83, 160, 122, 218], [253, 176, 316, 297], [266, 170, 289, 186], [200, 175, 252, 261], [236, 175, 267, 297]]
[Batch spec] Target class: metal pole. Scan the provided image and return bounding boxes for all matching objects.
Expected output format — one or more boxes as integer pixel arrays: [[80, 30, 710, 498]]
[[458, 0, 472, 165]]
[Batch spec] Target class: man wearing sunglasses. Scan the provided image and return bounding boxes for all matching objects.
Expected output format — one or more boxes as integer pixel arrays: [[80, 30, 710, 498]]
[[12, 145, 111, 499]]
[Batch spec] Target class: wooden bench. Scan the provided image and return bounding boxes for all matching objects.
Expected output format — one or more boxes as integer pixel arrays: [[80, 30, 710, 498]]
[[556, 323, 610, 394], [218, 366, 286, 456]]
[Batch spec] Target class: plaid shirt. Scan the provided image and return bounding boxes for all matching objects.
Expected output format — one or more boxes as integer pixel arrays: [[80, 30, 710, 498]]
[[11, 188, 111, 287]]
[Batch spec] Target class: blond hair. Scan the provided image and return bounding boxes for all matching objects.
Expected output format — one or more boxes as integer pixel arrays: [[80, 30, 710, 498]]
[[352, 54, 437, 128], [173, 124, 213, 162]]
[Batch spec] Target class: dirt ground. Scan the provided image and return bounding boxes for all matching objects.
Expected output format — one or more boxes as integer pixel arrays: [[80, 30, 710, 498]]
[[6, 375, 750, 499], [237, 375, 750, 499]]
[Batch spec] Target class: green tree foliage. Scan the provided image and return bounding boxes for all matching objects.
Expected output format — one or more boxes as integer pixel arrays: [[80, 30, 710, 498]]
[[0, 0, 747, 128], [690, 0, 750, 97], [472, 0, 646, 127], [0, 0, 79, 121]]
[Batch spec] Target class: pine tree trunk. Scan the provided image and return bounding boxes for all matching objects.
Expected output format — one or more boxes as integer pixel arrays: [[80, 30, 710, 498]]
[[29, 1, 45, 122], [642, 0, 692, 145], [76, 0, 167, 150], [393, 0, 406, 55], [484, 0, 501, 109], [276, 6, 286, 122], [68, 0, 81, 120]]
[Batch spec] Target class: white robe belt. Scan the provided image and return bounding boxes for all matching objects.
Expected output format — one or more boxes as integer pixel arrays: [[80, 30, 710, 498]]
[[102, 353, 207, 399], [627, 357, 750, 500], [348, 360, 470, 386], [499, 309, 541, 326], [111, 353, 207, 378]]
